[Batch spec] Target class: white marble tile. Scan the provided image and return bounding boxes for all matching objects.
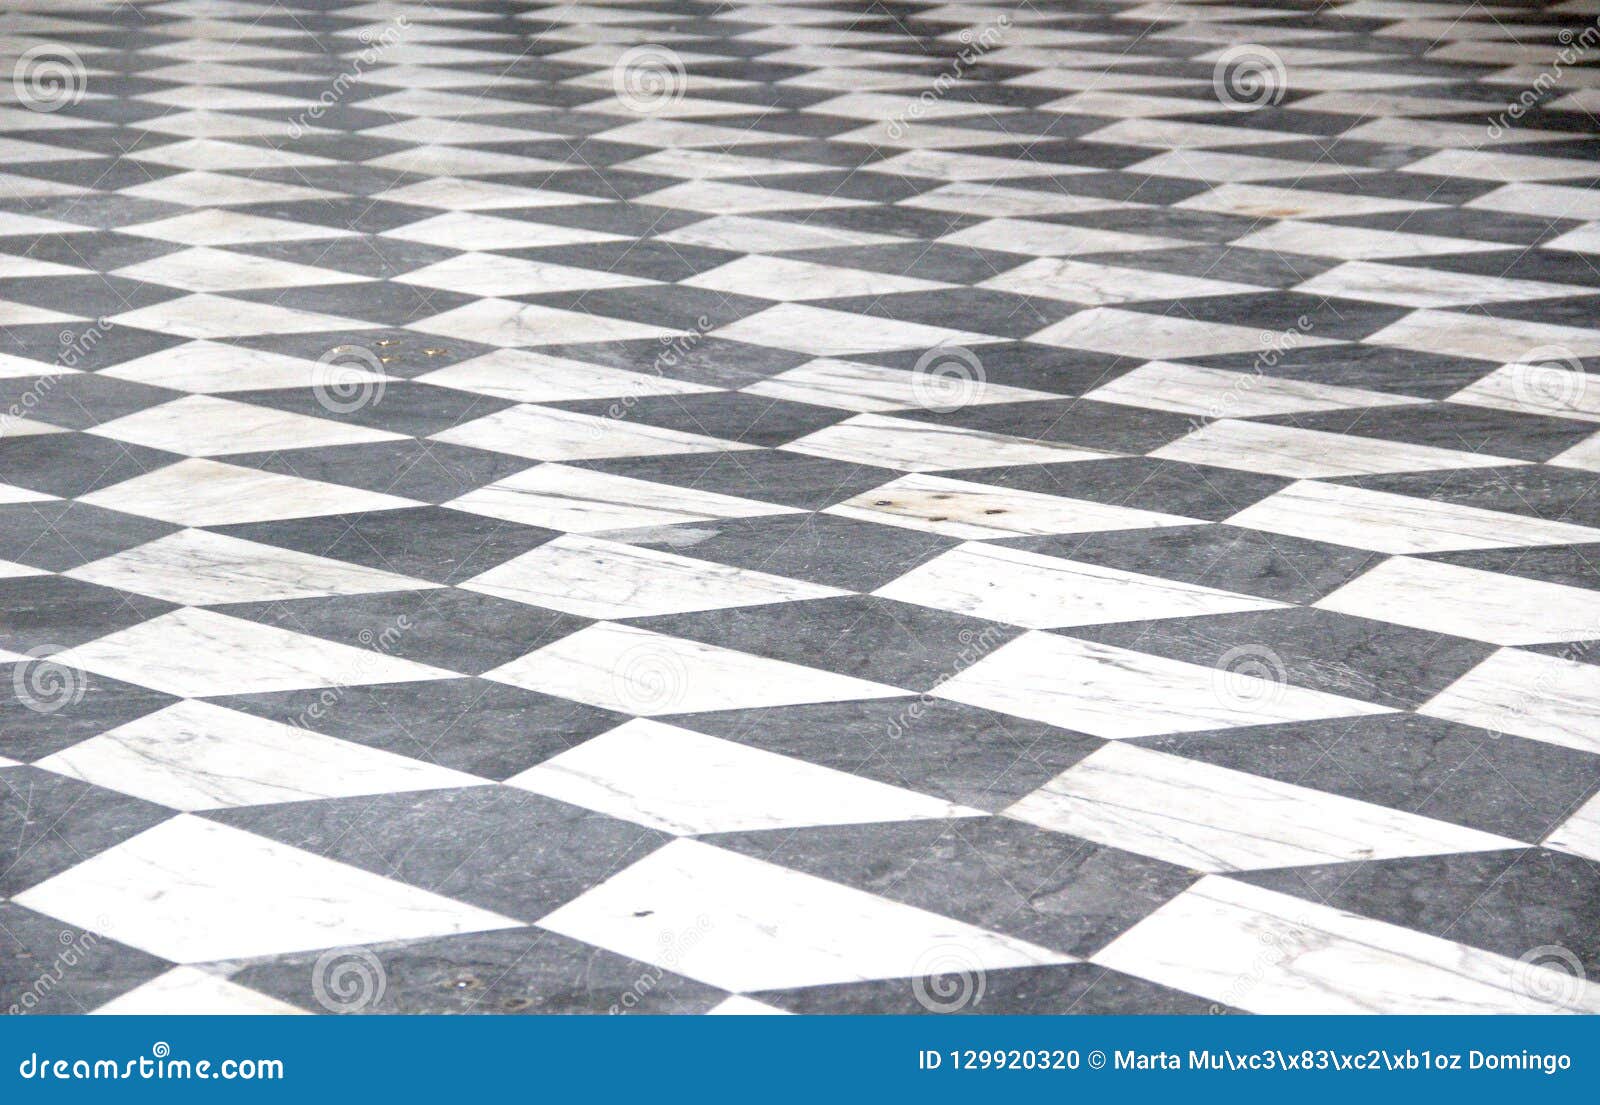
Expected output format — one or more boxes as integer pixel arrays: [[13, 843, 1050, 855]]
[[1421, 648, 1600, 755], [934, 631, 1390, 737], [685, 254, 948, 300], [1033, 307, 1338, 359], [416, 348, 714, 404], [507, 718, 977, 834], [876, 542, 1284, 629], [827, 472, 1198, 539], [79, 459, 418, 526], [899, 181, 1125, 218], [485, 621, 906, 715], [1094, 876, 1600, 1014], [0, 556, 46, 578], [0, 415, 67, 439], [433, 403, 749, 462], [382, 211, 624, 250], [463, 533, 843, 618], [1130, 149, 1364, 182], [1085, 117, 1307, 148], [1295, 260, 1591, 308], [656, 214, 905, 253], [122, 209, 356, 245], [412, 299, 676, 347], [537, 838, 1071, 991], [36, 700, 480, 811], [1404, 147, 1600, 182], [1151, 419, 1520, 477], [1544, 223, 1600, 254], [1466, 182, 1600, 221], [1550, 430, 1600, 472], [378, 176, 595, 211], [1317, 556, 1600, 646], [14, 816, 520, 963], [1366, 309, 1600, 363], [614, 148, 828, 179], [782, 413, 1107, 472], [367, 145, 567, 176], [743, 358, 1059, 412], [1449, 362, 1600, 422], [1228, 480, 1600, 554], [91, 967, 309, 1015], [1235, 221, 1503, 260], [54, 607, 456, 697], [713, 303, 995, 356], [596, 118, 794, 148], [99, 340, 394, 394], [131, 137, 335, 172], [940, 217, 1181, 257], [109, 293, 380, 339], [869, 148, 1069, 182], [638, 180, 869, 214], [120, 170, 335, 208], [980, 258, 1260, 305], [362, 116, 559, 145], [88, 394, 404, 456], [394, 252, 653, 297], [448, 463, 797, 532], [65, 528, 436, 605], [1177, 182, 1437, 219], [1085, 360, 1412, 417], [112, 246, 367, 292], [1543, 791, 1600, 864], [1005, 743, 1516, 872], [0, 481, 53, 505], [704, 996, 790, 1015]]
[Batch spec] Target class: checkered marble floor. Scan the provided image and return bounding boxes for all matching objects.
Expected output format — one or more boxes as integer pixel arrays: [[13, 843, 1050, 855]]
[[3, 0, 1600, 1017]]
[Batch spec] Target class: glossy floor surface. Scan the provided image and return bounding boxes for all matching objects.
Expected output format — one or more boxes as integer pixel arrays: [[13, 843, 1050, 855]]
[[3, 0, 1600, 1015]]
